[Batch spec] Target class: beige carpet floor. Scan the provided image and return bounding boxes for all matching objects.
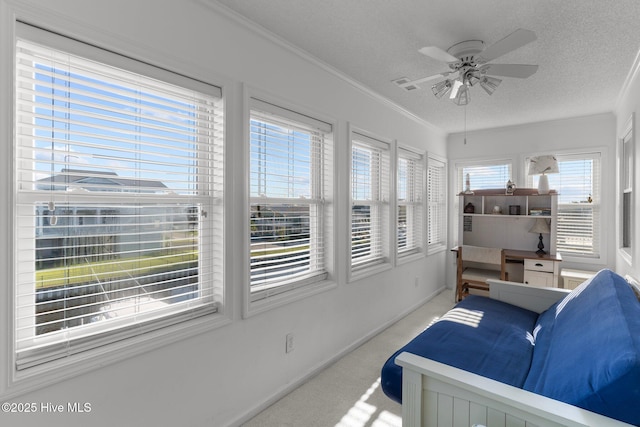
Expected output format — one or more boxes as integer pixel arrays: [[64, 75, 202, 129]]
[[242, 289, 455, 427]]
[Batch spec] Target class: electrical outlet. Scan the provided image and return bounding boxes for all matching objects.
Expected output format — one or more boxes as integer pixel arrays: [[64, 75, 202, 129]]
[[285, 333, 294, 353], [414, 276, 419, 287]]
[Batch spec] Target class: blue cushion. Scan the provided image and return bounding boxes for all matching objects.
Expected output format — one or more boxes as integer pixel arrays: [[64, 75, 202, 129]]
[[523, 269, 640, 426], [381, 295, 538, 403]]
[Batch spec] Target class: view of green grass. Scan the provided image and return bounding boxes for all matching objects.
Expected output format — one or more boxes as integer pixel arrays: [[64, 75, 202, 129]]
[[250, 244, 309, 257], [36, 250, 198, 290]]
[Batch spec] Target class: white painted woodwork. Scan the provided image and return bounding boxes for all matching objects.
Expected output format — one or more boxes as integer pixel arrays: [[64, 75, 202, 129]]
[[488, 279, 570, 313], [396, 352, 633, 427]]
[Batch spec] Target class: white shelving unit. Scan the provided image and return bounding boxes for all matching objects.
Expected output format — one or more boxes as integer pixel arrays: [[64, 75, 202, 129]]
[[458, 189, 557, 255], [458, 189, 561, 286]]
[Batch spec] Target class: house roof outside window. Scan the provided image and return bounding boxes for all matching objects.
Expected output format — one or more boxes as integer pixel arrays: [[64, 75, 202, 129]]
[[36, 169, 168, 193]]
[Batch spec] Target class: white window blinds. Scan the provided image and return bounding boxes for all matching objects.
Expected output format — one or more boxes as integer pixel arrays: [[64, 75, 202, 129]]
[[531, 153, 601, 257], [351, 132, 390, 269], [15, 24, 224, 369], [397, 148, 424, 256], [428, 156, 447, 248], [457, 162, 512, 192], [249, 99, 332, 301]]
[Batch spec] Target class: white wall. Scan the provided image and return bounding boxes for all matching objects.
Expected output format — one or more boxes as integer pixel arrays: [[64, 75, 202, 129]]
[[446, 113, 617, 286], [615, 53, 640, 278], [0, 1, 447, 426]]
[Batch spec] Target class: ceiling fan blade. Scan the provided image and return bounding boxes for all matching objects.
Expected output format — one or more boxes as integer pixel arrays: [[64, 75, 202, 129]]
[[481, 63, 538, 78], [476, 29, 537, 63], [419, 46, 459, 63], [393, 72, 453, 90]]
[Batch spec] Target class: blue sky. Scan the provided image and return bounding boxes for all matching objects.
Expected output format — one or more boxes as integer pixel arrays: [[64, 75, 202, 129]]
[[32, 62, 203, 194], [250, 118, 313, 199]]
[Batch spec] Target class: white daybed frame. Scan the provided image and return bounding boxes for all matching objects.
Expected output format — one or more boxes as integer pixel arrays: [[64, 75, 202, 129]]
[[396, 279, 635, 427]]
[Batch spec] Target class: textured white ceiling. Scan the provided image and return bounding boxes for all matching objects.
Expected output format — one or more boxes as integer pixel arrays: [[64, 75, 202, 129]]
[[213, 0, 640, 134]]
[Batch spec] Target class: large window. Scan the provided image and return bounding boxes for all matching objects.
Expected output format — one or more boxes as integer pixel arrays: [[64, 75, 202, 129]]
[[529, 153, 601, 258], [249, 99, 332, 303], [427, 155, 447, 252], [351, 131, 390, 270], [15, 24, 224, 370], [397, 147, 424, 258]]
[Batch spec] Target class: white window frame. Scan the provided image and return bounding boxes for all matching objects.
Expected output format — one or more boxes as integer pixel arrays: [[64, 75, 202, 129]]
[[349, 126, 394, 281], [9, 22, 227, 388], [396, 146, 425, 262], [427, 153, 447, 255], [526, 151, 603, 261], [244, 93, 335, 317], [619, 114, 634, 265]]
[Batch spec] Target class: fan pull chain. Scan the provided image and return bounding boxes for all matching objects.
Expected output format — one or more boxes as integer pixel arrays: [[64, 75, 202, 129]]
[[463, 106, 467, 145]]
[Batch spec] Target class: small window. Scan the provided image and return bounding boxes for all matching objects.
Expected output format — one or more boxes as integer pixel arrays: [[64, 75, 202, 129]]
[[350, 131, 391, 271], [397, 147, 424, 258], [428, 155, 447, 252], [456, 161, 512, 192], [248, 98, 333, 304]]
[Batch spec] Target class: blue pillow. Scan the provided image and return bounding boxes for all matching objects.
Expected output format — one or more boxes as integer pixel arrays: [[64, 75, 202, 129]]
[[523, 269, 640, 426]]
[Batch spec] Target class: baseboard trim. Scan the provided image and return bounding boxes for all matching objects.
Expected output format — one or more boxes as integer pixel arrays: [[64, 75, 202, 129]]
[[226, 285, 447, 427]]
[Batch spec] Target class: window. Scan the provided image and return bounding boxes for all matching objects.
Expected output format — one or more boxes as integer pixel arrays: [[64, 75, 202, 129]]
[[249, 98, 332, 303], [456, 160, 512, 193], [15, 24, 224, 370], [621, 117, 634, 259], [427, 155, 447, 252], [529, 153, 601, 258], [351, 131, 390, 270], [397, 148, 424, 258]]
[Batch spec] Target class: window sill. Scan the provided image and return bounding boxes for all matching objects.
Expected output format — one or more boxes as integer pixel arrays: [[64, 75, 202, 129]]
[[427, 243, 448, 256], [5, 311, 231, 401], [244, 278, 337, 318], [349, 261, 392, 283], [558, 252, 603, 266], [396, 251, 425, 266], [619, 247, 633, 267]]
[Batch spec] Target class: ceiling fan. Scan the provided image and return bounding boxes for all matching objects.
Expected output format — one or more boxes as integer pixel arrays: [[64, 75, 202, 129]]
[[393, 29, 539, 105]]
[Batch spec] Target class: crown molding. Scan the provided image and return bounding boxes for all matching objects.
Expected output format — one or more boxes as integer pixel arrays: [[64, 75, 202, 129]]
[[195, 0, 446, 137], [7, 0, 234, 91], [616, 45, 640, 112]]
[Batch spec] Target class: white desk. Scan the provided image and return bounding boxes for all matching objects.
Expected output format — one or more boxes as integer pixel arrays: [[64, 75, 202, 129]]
[[502, 249, 562, 287]]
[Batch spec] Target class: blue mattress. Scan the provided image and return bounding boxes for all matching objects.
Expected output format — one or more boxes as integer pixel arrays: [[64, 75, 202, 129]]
[[381, 295, 538, 404], [523, 269, 640, 426]]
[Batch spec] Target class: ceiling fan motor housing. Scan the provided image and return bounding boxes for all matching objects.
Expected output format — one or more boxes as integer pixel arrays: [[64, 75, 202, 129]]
[[446, 40, 485, 65]]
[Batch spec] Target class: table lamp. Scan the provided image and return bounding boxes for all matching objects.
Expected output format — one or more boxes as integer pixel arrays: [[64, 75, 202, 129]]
[[529, 218, 551, 255], [528, 155, 559, 195]]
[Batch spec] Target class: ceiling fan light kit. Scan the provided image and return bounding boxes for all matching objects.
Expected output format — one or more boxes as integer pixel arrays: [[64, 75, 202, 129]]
[[451, 82, 470, 106], [480, 76, 501, 95], [432, 79, 452, 98], [394, 28, 538, 106]]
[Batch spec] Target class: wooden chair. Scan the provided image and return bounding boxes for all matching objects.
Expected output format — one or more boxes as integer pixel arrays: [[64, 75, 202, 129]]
[[456, 245, 504, 301]]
